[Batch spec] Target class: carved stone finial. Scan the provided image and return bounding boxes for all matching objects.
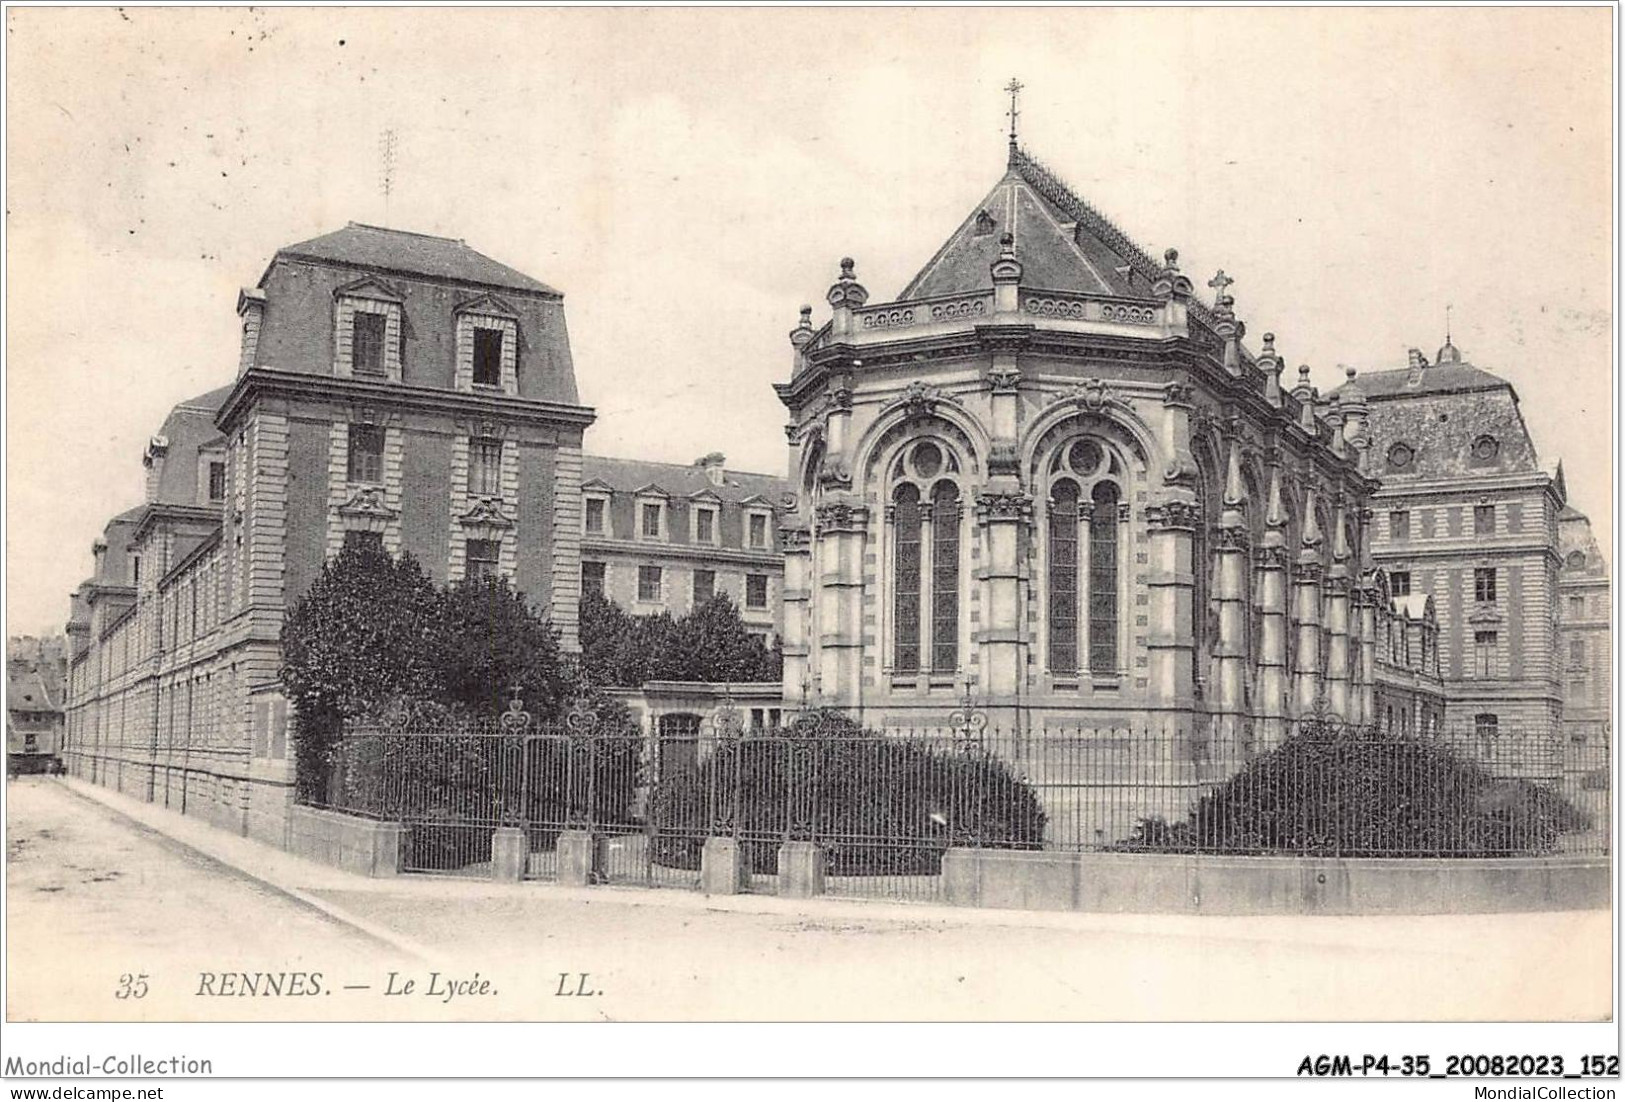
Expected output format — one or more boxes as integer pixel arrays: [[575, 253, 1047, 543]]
[[1297, 363, 1311, 389], [1262, 332, 1276, 356], [1164, 247, 1180, 270], [840, 257, 855, 281], [999, 231, 1015, 258]]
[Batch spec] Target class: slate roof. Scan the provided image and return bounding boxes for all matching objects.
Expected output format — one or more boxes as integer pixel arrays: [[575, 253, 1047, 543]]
[[7, 668, 57, 713], [899, 147, 1172, 303], [1559, 506, 1608, 577], [1345, 361, 1515, 402], [582, 455, 789, 505], [1393, 593, 1433, 621], [1335, 351, 1546, 483], [276, 223, 560, 296], [151, 383, 234, 506]]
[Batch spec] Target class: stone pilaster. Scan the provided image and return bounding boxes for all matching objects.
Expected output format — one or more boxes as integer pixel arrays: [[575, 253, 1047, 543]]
[[1144, 499, 1198, 711], [1213, 442, 1249, 729], [975, 488, 1031, 728], [779, 523, 812, 707], [1324, 500, 1352, 720], [1354, 580, 1377, 726], [813, 499, 868, 711], [1294, 486, 1325, 719], [1256, 465, 1290, 747]]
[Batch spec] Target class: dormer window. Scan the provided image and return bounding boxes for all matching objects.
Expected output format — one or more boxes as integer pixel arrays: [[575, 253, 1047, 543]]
[[1387, 442, 1414, 470], [454, 295, 520, 394], [584, 496, 607, 536], [473, 330, 503, 388], [641, 502, 664, 539], [208, 461, 226, 502], [334, 278, 404, 381], [746, 509, 772, 550], [352, 312, 388, 376], [693, 504, 718, 545]]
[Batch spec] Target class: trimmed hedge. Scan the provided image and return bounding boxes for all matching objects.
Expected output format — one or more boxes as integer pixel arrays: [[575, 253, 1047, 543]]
[[1120, 723, 1592, 857], [649, 709, 1046, 875]]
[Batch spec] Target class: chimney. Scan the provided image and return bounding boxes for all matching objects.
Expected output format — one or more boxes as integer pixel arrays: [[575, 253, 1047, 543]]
[[142, 435, 170, 502], [237, 287, 266, 377], [696, 452, 726, 487], [1406, 348, 1428, 386]]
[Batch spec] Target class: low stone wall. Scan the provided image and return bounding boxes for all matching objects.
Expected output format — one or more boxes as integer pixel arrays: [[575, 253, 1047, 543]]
[[286, 805, 405, 878], [942, 848, 1611, 915]]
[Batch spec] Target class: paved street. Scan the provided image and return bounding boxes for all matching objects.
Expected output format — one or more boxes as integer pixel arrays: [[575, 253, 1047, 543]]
[[5, 778, 412, 1021], [6, 777, 1612, 1023]]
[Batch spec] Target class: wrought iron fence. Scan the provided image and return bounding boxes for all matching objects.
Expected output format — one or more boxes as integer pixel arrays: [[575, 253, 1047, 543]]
[[302, 711, 1611, 900]]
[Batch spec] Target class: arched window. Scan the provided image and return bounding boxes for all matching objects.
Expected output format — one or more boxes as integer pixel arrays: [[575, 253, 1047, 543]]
[[892, 483, 922, 673], [1045, 436, 1125, 678], [1088, 481, 1120, 674], [1047, 481, 1080, 673], [889, 439, 964, 676], [931, 481, 961, 672]]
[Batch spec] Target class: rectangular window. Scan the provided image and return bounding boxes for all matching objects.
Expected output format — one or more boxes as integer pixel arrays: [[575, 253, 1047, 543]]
[[352, 312, 387, 376], [469, 438, 502, 496], [1474, 567, 1497, 603], [466, 539, 500, 581], [1474, 504, 1495, 536], [641, 503, 663, 539], [473, 328, 503, 387], [1569, 594, 1585, 617], [347, 424, 384, 484], [692, 569, 715, 606], [695, 507, 716, 544], [1389, 510, 1410, 541], [745, 573, 768, 609], [581, 561, 605, 597], [208, 461, 227, 502], [584, 497, 606, 535], [638, 565, 662, 602], [1475, 713, 1499, 758], [1389, 570, 1411, 598], [1474, 630, 1497, 678], [748, 513, 769, 549], [343, 530, 383, 555], [1570, 638, 1586, 665]]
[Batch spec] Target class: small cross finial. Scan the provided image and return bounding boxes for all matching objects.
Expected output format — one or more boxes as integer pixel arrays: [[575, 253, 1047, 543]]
[[1445, 303, 1453, 343], [1207, 269, 1234, 296], [1004, 77, 1024, 150]]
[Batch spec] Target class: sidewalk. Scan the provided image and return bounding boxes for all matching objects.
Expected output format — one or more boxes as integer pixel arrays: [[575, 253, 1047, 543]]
[[50, 775, 1607, 955]]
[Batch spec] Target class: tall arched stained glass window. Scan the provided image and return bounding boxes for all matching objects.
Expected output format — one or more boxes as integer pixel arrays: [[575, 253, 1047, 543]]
[[1088, 481, 1120, 674], [893, 483, 922, 673], [1048, 480, 1080, 673], [931, 481, 961, 672]]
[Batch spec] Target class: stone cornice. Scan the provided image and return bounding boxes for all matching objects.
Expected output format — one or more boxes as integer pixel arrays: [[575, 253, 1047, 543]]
[[579, 537, 783, 569], [216, 368, 596, 434]]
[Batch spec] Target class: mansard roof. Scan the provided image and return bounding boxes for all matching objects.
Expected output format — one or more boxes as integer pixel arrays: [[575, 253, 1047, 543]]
[[582, 455, 789, 507], [1347, 350, 1544, 483], [151, 382, 235, 506], [899, 146, 1170, 302], [276, 223, 560, 297]]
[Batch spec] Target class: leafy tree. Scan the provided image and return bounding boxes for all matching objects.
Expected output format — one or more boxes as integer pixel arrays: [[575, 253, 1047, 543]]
[[1119, 723, 1593, 857], [433, 575, 570, 721], [578, 589, 783, 687], [650, 708, 1047, 874], [279, 541, 441, 801]]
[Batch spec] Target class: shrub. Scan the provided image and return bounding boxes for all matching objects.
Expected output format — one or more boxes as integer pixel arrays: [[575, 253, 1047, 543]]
[[649, 709, 1046, 875], [1120, 723, 1592, 857], [578, 590, 782, 687]]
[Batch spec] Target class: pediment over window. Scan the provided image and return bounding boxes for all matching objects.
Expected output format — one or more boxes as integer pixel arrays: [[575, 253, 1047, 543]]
[[737, 494, 772, 508], [633, 483, 670, 500], [337, 486, 397, 532], [334, 276, 405, 304], [454, 292, 520, 319], [581, 477, 616, 493], [459, 496, 515, 531], [688, 488, 723, 504]]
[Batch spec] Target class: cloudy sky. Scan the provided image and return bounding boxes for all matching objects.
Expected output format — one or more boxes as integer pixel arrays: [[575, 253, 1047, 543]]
[[6, 7, 1612, 637]]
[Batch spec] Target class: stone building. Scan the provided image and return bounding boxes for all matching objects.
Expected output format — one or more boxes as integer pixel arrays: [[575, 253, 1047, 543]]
[[1371, 583, 1446, 738], [580, 453, 788, 644], [1340, 341, 1576, 757], [775, 143, 1381, 737], [63, 223, 594, 840], [1558, 505, 1611, 749]]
